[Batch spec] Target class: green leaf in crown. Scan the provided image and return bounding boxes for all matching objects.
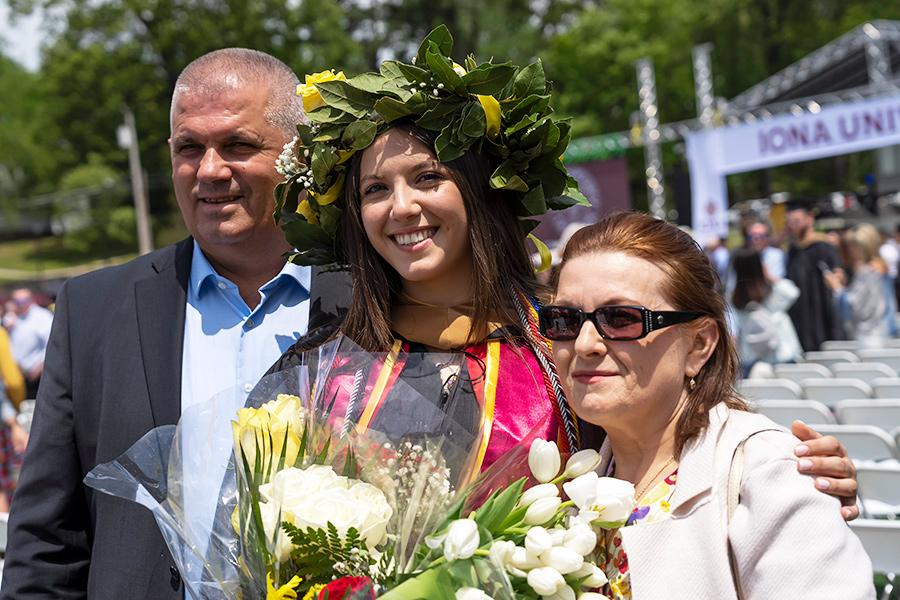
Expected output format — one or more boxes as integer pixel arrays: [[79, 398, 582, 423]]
[[274, 24, 590, 268]]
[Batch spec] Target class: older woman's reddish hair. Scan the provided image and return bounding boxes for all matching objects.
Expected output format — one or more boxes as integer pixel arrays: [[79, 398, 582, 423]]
[[559, 211, 746, 455]]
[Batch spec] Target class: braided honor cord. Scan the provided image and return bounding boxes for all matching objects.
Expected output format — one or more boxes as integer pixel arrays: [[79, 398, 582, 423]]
[[511, 287, 580, 453]]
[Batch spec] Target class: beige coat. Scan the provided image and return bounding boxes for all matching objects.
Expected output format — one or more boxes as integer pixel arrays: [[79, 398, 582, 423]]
[[596, 403, 874, 599]]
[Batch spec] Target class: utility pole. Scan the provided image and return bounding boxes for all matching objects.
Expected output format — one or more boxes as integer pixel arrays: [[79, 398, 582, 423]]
[[117, 106, 154, 255]]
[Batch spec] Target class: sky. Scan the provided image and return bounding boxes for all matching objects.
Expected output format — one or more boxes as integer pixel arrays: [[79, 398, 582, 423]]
[[0, 1, 44, 71]]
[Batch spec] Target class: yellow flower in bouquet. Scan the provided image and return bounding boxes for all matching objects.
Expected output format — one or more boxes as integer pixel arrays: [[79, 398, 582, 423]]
[[232, 394, 306, 479], [296, 69, 346, 112]]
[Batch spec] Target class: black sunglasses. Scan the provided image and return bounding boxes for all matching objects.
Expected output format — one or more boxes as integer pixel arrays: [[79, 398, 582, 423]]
[[539, 305, 705, 341]]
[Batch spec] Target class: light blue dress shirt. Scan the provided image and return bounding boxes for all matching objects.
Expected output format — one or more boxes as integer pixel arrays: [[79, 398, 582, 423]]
[[179, 242, 310, 584]]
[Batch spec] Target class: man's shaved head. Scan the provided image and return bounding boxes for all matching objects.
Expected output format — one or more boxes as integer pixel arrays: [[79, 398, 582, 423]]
[[170, 48, 305, 139]]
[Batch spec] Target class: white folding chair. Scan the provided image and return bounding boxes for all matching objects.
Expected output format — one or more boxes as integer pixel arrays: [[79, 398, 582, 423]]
[[773, 363, 832, 386], [849, 519, 900, 574], [811, 424, 899, 463], [801, 378, 872, 407], [872, 378, 900, 399], [820, 340, 861, 351], [737, 379, 803, 401], [831, 362, 898, 382], [857, 349, 900, 373], [752, 400, 835, 429], [856, 465, 900, 518], [835, 400, 900, 432], [803, 350, 859, 368]]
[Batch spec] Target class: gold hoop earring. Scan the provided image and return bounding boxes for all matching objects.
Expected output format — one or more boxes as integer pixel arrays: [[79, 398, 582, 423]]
[[689, 377, 696, 391]]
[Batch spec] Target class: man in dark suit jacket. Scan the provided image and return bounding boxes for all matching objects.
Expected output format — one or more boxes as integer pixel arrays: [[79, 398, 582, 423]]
[[1, 49, 348, 599]]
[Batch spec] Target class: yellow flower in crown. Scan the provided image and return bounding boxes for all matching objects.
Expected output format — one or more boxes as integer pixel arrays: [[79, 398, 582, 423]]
[[296, 69, 346, 112], [308, 173, 345, 207], [274, 25, 589, 268], [296, 198, 318, 224]]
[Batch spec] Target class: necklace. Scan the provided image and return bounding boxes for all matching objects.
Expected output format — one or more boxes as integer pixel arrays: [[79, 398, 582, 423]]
[[633, 456, 677, 501]]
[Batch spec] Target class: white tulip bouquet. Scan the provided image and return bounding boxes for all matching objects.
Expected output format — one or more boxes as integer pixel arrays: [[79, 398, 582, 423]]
[[85, 336, 634, 600]]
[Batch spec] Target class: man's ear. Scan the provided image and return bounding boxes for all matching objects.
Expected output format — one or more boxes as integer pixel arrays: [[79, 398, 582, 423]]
[[685, 317, 719, 378]]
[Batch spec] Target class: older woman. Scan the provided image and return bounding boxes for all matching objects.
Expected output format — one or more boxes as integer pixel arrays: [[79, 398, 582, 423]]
[[541, 212, 873, 599]]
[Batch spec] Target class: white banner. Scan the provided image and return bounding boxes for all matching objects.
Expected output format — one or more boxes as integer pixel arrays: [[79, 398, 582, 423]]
[[686, 133, 729, 242], [685, 92, 900, 236]]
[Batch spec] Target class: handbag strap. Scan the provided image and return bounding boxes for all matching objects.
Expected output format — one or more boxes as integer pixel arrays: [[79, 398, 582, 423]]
[[727, 428, 779, 600], [727, 439, 747, 600]]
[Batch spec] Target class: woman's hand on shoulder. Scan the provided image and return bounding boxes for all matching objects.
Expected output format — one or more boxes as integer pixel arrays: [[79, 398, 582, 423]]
[[791, 420, 858, 521]]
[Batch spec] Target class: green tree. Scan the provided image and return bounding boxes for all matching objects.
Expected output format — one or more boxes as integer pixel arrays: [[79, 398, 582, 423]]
[[9, 0, 367, 214]]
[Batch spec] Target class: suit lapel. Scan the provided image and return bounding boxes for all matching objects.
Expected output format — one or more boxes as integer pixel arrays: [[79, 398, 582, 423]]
[[135, 238, 193, 427]]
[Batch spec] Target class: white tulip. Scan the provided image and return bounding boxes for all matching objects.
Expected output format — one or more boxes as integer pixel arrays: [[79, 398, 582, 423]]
[[539, 546, 584, 574], [563, 472, 635, 526], [510, 545, 543, 570], [563, 522, 597, 556], [529, 439, 562, 483], [525, 527, 554, 555], [524, 496, 562, 526], [455, 588, 494, 600], [577, 593, 611, 600], [488, 539, 515, 569], [571, 563, 608, 587], [444, 519, 480, 561], [563, 449, 601, 479], [519, 483, 560, 507], [548, 527, 567, 546], [545, 585, 576, 600], [527, 566, 565, 596]]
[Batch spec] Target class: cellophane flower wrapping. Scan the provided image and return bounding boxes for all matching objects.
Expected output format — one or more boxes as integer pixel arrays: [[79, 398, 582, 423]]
[[84, 336, 529, 599]]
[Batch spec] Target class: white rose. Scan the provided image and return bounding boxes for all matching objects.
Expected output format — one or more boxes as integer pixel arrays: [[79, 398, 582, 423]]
[[258, 500, 294, 562], [261, 465, 391, 551], [578, 593, 611, 600], [350, 482, 393, 547], [563, 473, 635, 526]]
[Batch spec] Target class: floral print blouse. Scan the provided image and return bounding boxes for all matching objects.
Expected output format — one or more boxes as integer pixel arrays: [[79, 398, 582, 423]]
[[599, 469, 678, 599]]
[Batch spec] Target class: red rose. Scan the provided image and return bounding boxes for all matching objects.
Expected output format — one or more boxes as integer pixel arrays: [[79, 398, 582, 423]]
[[318, 576, 375, 600]]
